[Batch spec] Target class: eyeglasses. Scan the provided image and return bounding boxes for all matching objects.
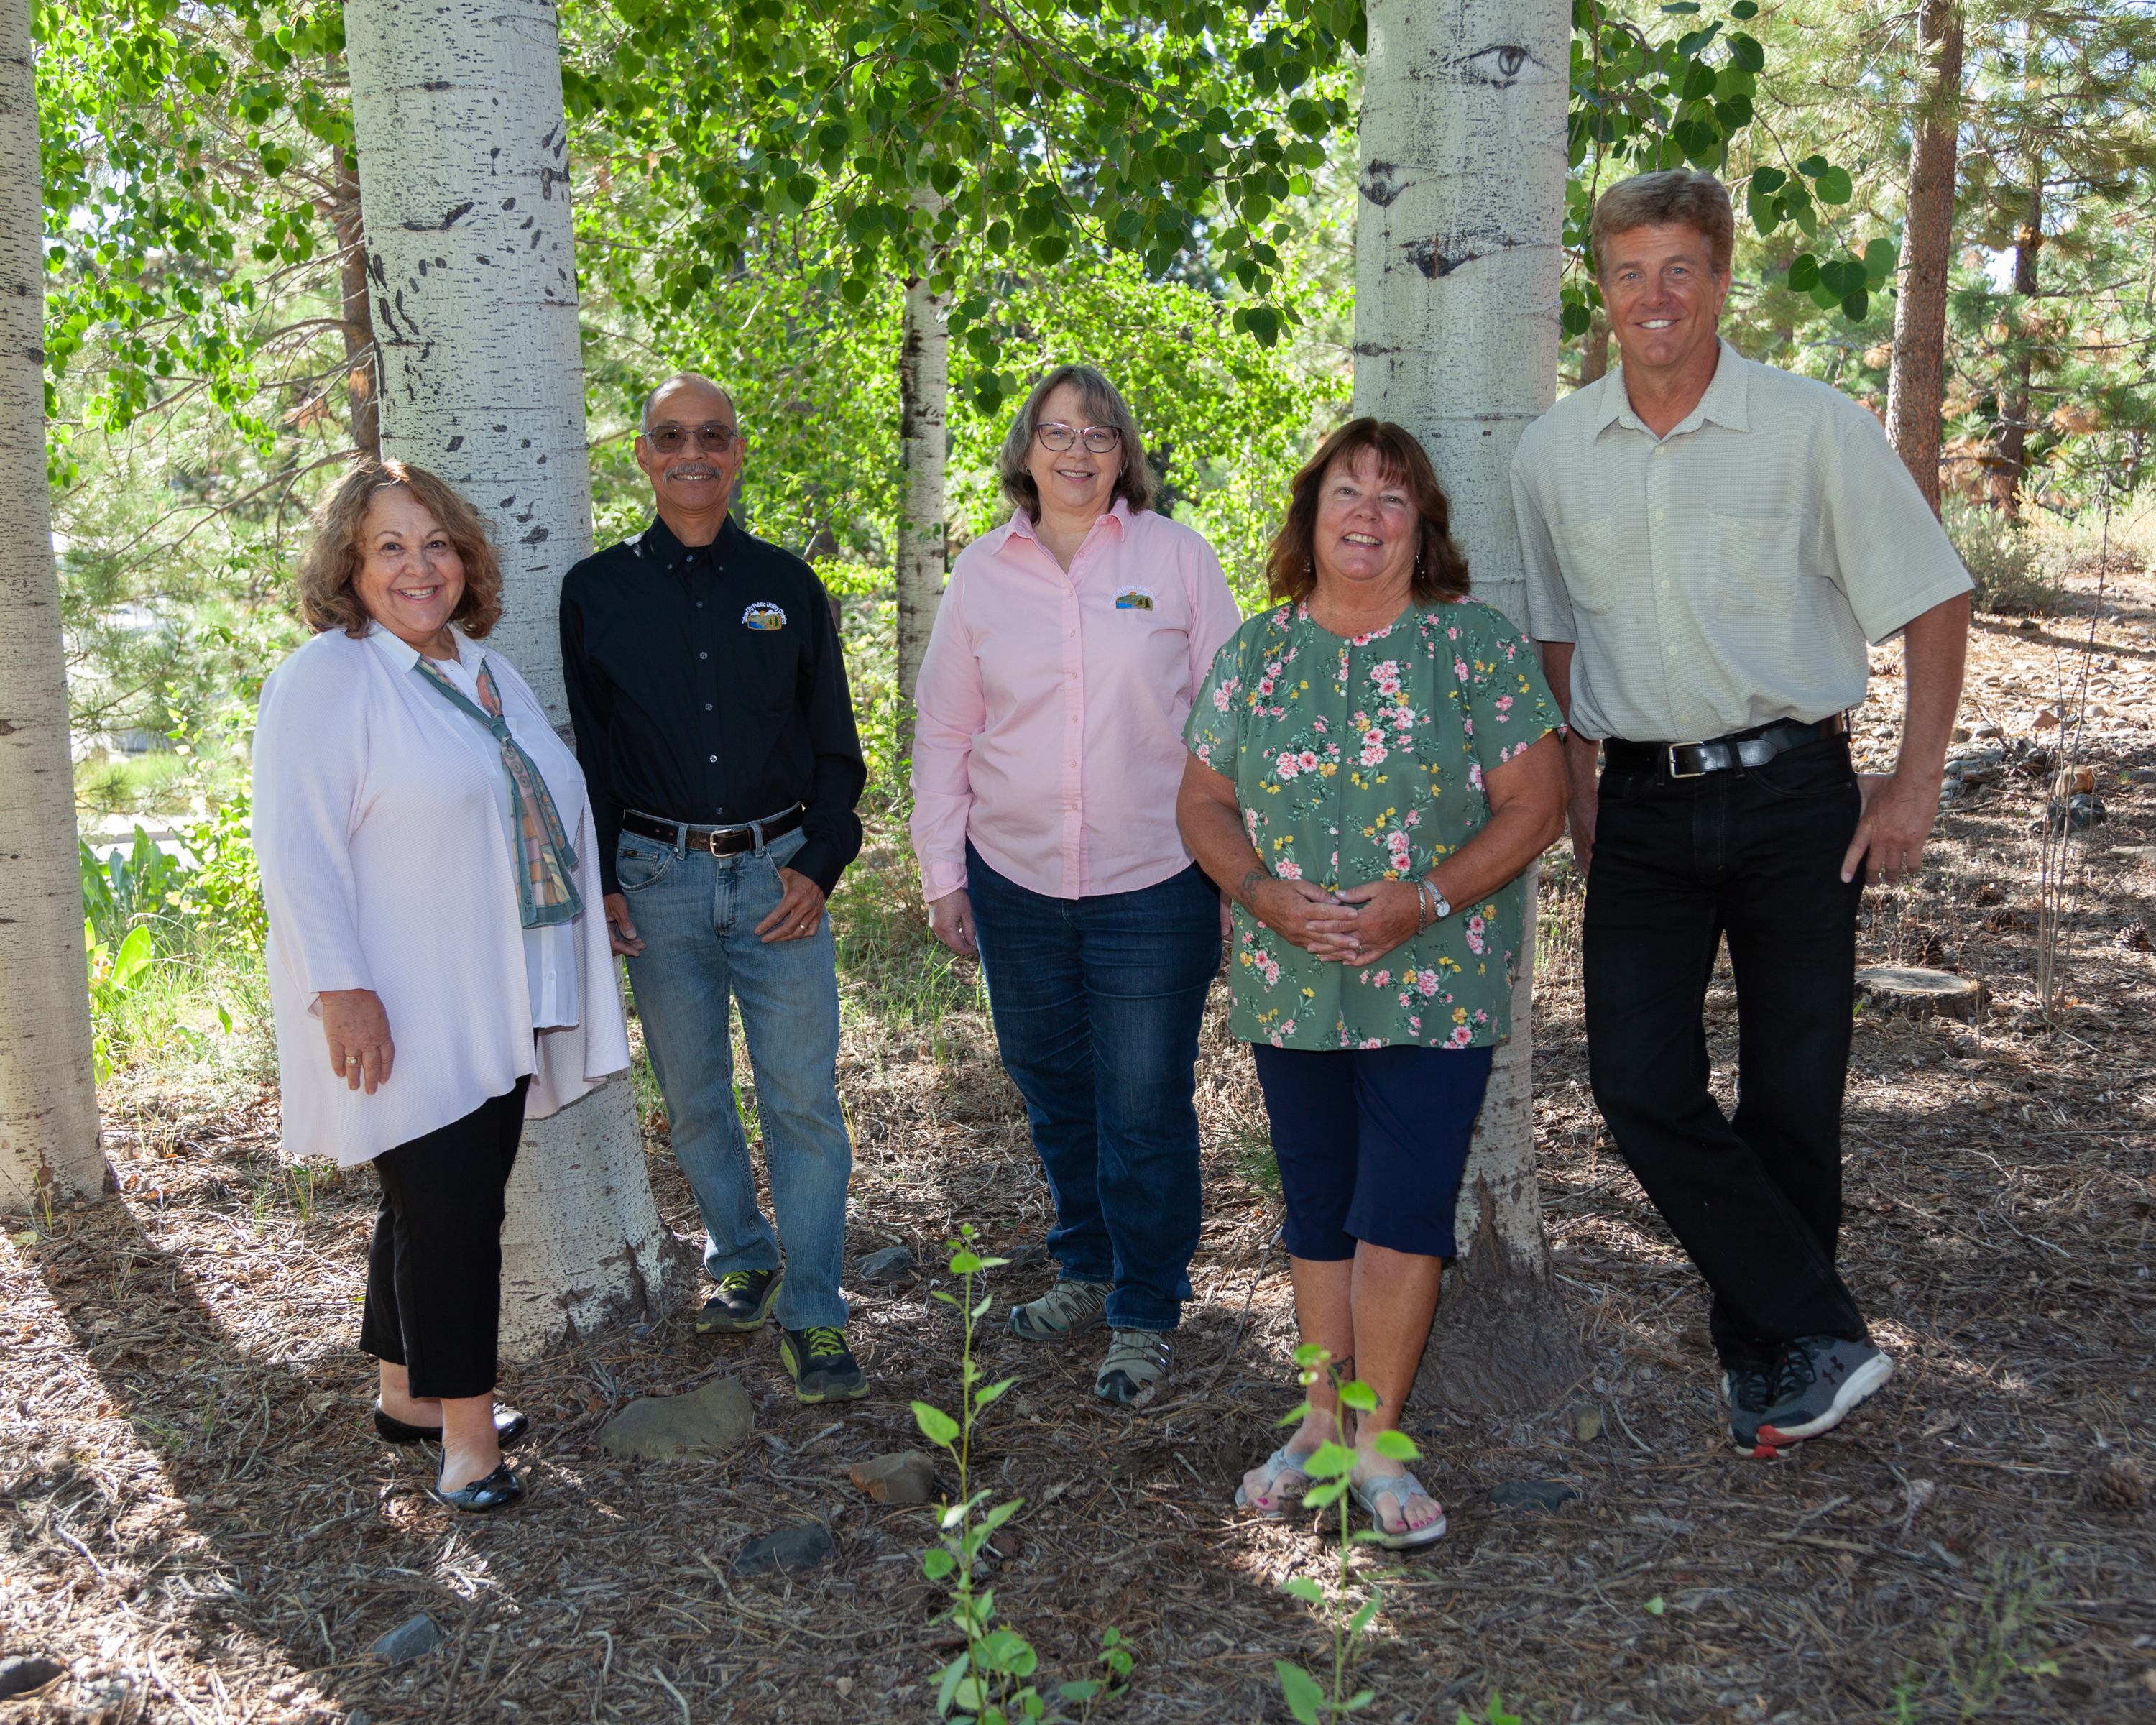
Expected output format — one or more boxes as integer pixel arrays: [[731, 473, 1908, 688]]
[[645, 422, 742, 454], [1035, 422, 1122, 454]]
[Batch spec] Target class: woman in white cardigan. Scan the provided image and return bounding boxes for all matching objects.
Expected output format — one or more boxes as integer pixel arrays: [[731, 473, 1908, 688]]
[[254, 460, 630, 1513]]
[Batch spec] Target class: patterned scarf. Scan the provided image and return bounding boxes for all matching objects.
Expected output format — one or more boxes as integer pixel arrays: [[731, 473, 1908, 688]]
[[412, 654, 584, 929]]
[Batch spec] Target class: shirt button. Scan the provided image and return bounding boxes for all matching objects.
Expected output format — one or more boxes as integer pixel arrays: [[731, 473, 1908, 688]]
[[699, 651, 709, 659], [696, 601, 703, 609], [1668, 645, 1680, 656], [709, 754, 718, 763], [1654, 511, 1664, 522], [1661, 580, 1672, 591], [704, 702, 713, 711]]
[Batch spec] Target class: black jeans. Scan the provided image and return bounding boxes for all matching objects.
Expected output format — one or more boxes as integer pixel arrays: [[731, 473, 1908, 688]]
[[1583, 737, 1869, 1371], [358, 1077, 530, 1399]]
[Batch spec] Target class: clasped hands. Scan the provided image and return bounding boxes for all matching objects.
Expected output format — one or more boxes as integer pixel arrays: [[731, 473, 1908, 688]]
[[1245, 875, 1427, 965]]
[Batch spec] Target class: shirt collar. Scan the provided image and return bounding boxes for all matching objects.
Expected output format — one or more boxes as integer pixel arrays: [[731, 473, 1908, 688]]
[[639, 512, 736, 569], [982, 494, 1133, 558], [365, 622, 474, 673], [1597, 336, 1751, 439]]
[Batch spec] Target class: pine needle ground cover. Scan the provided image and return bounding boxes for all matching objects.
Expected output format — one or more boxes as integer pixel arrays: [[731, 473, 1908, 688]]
[[5, 564, 2156, 1723]]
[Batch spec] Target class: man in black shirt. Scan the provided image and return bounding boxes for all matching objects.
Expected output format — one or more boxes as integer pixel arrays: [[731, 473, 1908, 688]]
[[561, 372, 870, 1402]]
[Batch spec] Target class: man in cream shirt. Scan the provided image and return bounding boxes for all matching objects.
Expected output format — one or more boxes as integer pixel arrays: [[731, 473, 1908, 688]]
[[1513, 170, 1971, 1457]]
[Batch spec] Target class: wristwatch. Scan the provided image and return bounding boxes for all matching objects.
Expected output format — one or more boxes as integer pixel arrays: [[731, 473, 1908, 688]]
[[1421, 879, 1451, 923]]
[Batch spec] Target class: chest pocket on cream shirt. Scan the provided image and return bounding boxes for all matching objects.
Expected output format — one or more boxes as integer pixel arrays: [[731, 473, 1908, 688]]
[[1549, 517, 1616, 615], [1707, 514, 1800, 615]]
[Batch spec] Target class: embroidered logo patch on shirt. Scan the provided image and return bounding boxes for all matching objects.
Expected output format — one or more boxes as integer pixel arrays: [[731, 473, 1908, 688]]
[[742, 601, 787, 631], [1113, 587, 1154, 611]]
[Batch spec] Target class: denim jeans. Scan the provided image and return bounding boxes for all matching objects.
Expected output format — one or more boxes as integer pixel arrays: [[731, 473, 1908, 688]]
[[965, 842, 1220, 1332], [617, 824, 851, 1331], [1583, 736, 1870, 1371]]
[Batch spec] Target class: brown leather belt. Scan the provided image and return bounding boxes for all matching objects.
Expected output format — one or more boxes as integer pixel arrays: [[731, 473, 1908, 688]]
[[620, 804, 803, 856], [1602, 715, 1848, 780]]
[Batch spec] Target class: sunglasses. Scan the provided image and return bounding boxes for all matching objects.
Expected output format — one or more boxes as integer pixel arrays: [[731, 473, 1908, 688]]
[[645, 422, 742, 454]]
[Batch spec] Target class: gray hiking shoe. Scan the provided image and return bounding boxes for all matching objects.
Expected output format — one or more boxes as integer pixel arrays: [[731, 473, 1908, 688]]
[[1009, 1278, 1110, 1343], [1723, 1364, 1777, 1458], [1095, 1330, 1171, 1404], [1757, 1335, 1894, 1447]]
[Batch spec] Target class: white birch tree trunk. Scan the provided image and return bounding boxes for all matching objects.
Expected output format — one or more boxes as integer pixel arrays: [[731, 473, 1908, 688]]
[[0, 0, 108, 1213], [895, 242, 949, 700], [346, 0, 694, 1359], [1354, 0, 1583, 1414]]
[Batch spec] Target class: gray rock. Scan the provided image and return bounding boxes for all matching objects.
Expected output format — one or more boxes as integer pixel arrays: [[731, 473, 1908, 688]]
[[855, 1245, 915, 1282], [850, 1450, 938, 1504], [599, 1377, 755, 1460], [735, 1522, 836, 1576], [370, 1614, 441, 1665], [1490, 1480, 1581, 1513], [2127, 766, 2156, 786], [0, 1658, 64, 1701], [2069, 794, 2107, 829]]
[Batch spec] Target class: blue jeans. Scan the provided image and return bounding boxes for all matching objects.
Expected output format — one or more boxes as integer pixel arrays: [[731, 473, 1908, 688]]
[[965, 842, 1219, 1332], [617, 824, 851, 1331]]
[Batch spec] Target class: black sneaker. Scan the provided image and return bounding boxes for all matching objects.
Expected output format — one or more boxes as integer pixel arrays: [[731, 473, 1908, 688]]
[[1756, 1335, 1894, 1447], [780, 1325, 868, 1403], [1723, 1365, 1777, 1458], [697, 1269, 782, 1334]]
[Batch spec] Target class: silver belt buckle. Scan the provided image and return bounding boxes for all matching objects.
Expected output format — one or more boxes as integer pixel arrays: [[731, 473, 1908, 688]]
[[1668, 743, 1706, 780]]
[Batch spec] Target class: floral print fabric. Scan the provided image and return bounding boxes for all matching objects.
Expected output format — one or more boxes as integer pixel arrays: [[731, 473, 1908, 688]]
[[1184, 598, 1562, 1050]]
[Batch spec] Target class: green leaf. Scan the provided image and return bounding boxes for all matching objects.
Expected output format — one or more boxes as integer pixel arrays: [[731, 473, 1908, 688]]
[[936, 1651, 972, 1718], [913, 1402, 961, 1447], [1370, 1429, 1419, 1462], [1303, 1440, 1355, 1479], [1348, 1597, 1382, 1632], [1840, 288, 1869, 321], [1817, 257, 1866, 296], [1813, 165, 1853, 205], [1562, 302, 1591, 337], [1787, 252, 1819, 292], [1726, 31, 1764, 72], [111, 924, 155, 988], [1864, 236, 1899, 280], [1304, 1479, 1349, 1509], [1342, 1694, 1376, 1714], [1644, 1595, 1666, 1615], [1808, 281, 1842, 310], [1280, 1576, 1325, 1604], [1796, 153, 1831, 177], [1338, 1380, 1378, 1414], [1750, 165, 1786, 195], [1729, 0, 1759, 17], [1659, 2, 1701, 12], [1059, 1680, 1102, 1701], [1275, 1660, 1325, 1725], [923, 1547, 957, 1580], [949, 1248, 982, 1275], [975, 1376, 1017, 1407]]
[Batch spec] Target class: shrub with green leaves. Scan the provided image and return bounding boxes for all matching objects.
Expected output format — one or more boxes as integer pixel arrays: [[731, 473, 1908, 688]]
[[913, 1226, 1132, 1724], [1944, 498, 2066, 615]]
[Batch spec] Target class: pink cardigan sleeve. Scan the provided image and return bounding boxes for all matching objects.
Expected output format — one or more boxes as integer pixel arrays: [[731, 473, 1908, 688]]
[[907, 566, 984, 903]]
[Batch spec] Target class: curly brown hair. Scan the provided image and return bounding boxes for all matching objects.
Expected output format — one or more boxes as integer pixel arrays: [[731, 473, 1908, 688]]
[[1265, 419, 1470, 606], [295, 459, 504, 640]]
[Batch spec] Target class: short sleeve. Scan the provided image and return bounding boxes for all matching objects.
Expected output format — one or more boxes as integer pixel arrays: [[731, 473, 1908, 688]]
[[1820, 410, 1974, 643], [1182, 629, 1248, 772], [1454, 602, 1565, 773], [1511, 448, 1580, 645]]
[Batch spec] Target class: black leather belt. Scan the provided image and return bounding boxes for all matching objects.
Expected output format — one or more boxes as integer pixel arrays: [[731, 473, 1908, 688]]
[[1603, 716, 1847, 780], [621, 804, 803, 855]]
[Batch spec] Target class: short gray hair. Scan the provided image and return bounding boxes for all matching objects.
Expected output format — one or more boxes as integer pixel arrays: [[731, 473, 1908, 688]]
[[996, 364, 1154, 520], [640, 372, 737, 433]]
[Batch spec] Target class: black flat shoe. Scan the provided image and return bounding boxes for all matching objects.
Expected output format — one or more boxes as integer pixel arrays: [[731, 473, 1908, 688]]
[[373, 1402, 532, 1448], [423, 1463, 525, 1514]]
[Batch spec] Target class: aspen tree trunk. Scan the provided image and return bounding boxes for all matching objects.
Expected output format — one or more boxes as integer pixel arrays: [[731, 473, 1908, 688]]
[[895, 240, 949, 699], [1355, 0, 1585, 1416], [0, 0, 108, 1213], [346, 0, 694, 1359], [1884, 0, 1963, 516]]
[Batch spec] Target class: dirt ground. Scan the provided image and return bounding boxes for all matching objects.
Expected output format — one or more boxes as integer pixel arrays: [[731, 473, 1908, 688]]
[[5, 563, 2155, 1724]]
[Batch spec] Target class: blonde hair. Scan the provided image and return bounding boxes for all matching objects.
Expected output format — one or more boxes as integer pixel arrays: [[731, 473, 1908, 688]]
[[296, 459, 504, 640], [1590, 170, 1735, 279]]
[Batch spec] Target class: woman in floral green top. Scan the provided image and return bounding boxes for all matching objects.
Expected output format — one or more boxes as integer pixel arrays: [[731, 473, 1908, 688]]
[[1178, 419, 1565, 1549]]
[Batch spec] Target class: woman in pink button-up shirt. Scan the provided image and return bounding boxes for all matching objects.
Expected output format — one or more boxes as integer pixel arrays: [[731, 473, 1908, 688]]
[[910, 364, 1243, 1406]]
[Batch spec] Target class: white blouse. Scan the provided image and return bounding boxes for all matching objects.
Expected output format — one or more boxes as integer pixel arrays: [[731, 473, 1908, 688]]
[[254, 624, 632, 1167], [375, 632, 579, 1029]]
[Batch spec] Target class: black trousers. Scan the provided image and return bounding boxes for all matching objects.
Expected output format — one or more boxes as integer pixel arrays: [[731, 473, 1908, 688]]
[[1583, 737, 1869, 1371], [358, 1077, 529, 1399]]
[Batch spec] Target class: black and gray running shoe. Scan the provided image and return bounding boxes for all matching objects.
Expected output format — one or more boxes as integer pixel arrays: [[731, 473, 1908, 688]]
[[697, 1269, 782, 1334], [1756, 1335, 1894, 1447], [1723, 1364, 1777, 1458]]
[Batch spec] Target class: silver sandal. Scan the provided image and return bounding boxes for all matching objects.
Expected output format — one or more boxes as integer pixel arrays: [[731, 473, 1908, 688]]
[[1350, 1470, 1446, 1550], [1234, 1445, 1314, 1519]]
